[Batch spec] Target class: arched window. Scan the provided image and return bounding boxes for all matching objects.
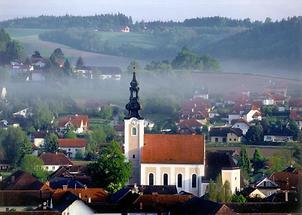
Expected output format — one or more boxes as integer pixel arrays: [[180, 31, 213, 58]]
[[132, 127, 137, 136], [163, 173, 168, 186], [192, 174, 197, 188], [177, 174, 182, 188], [149, 173, 154, 185]]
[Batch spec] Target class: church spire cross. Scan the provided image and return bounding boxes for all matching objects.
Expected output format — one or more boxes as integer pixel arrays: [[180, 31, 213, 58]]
[[125, 71, 143, 119]]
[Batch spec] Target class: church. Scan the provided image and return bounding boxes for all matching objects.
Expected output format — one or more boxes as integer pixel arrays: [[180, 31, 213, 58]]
[[123, 72, 206, 196]]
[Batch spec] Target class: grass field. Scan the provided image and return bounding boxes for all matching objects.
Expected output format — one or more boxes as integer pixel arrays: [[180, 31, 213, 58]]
[[4, 28, 132, 68]]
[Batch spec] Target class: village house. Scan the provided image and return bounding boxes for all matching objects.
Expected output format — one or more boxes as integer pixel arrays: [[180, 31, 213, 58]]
[[270, 167, 302, 191], [242, 108, 262, 123], [58, 114, 89, 134], [74, 66, 122, 80], [39, 153, 73, 172], [209, 127, 243, 143], [177, 118, 203, 134], [124, 72, 206, 196], [231, 118, 250, 135], [205, 151, 241, 194], [241, 177, 280, 200], [58, 138, 87, 158], [290, 110, 302, 130], [263, 128, 294, 143]]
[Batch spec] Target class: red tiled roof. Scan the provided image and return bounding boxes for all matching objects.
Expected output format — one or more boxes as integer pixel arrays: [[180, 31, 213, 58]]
[[178, 119, 202, 128], [58, 138, 87, 148], [1, 170, 50, 190], [142, 134, 204, 164], [290, 110, 302, 121], [39, 153, 73, 166], [270, 170, 302, 190], [289, 98, 302, 107], [58, 115, 89, 128], [53, 188, 108, 203]]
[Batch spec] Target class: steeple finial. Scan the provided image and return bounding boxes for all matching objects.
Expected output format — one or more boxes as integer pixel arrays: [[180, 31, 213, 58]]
[[125, 71, 143, 119]]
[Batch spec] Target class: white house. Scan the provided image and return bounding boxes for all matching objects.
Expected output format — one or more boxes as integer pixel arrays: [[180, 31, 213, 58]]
[[243, 109, 262, 123], [39, 152, 73, 172], [58, 138, 87, 158], [231, 119, 250, 135]]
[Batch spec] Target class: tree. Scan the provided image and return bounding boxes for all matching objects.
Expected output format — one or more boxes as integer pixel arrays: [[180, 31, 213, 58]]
[[245, 123, 263, 144], [5, 40, 23, 62], [65, 131, 77, 139], [207, 180, 217, 202], [32, 101, 53, 130], [1, 127, 32, 166], [63, 59, 72, 76], [223, 180, 232, 203], [251, 148, 266, 173], [21, 155, 48, 182], [87, 141, 131, 192], [44, 133, 58, 153], [288, 120, 302, 141], [238, 147, 251, 175], [76, 56, 84, 68], [231, 194, 247, 203]]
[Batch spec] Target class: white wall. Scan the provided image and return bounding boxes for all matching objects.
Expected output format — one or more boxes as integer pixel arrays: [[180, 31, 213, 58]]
[[141, 163, 205, 196], [62, 200, 94, 215], [221, 168, 241, 194]]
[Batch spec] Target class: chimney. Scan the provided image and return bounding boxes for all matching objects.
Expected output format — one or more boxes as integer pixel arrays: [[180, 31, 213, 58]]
[[62, 185, 68, 191], [285, 191, 288, 202], [79, 193, 81, 199], [140, 202, 143, 210], [88, 197, 91, 203]]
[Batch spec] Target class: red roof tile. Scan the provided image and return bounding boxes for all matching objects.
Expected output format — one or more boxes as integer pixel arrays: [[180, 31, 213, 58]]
[[53, 188, 108, 203], [39, 153, 73, 166], [58, 115, 89, 128], [142, 134, 204, 164], [58, 138, 87, 148]]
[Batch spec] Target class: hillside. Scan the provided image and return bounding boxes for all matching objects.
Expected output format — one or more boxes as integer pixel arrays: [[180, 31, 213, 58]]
[[203, 17, 302, 64]]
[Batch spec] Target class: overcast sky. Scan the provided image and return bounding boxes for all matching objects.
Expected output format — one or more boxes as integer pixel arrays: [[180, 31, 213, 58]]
[[0, 0, 301, 22]]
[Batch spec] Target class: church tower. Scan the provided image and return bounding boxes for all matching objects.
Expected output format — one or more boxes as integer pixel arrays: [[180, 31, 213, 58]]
[[124, 71, 144, 184]]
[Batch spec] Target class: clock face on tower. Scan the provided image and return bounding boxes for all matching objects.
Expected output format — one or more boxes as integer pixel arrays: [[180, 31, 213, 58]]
[[130, 118, 138, 126]]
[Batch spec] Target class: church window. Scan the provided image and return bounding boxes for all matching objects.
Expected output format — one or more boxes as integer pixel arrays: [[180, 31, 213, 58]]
[[163, 173, 168, 186], [131, 127, 137, 136], [177, 174, 182, 188], [192, 174, 197, 188], [149, 173, 154, 185]]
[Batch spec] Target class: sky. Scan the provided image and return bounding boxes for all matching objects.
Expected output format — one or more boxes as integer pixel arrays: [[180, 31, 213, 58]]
[[0, 0, 301, 22]]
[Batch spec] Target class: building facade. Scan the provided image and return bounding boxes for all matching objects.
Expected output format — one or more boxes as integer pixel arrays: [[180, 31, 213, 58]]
[[123, 72, 205, 196]]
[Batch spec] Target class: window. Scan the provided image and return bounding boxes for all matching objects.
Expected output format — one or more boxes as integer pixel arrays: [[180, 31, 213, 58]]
[[163, 173, 168, 186], [192, 174, 197, 188], [223, 137, 227, 142], [52, 166, 55, 170], [149, 173, 154, 185], [132, 127, 137, 136], [132, 154, 135, 159], [215, 138, 218, 142], [229, 138, 232, 141], [177, 174, 182, 188]]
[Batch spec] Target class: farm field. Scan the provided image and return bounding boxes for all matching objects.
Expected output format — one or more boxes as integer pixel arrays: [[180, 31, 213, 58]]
[[5, 28, 133, 68]]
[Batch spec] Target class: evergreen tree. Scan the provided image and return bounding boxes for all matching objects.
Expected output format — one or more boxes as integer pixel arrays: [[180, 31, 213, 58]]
[[44, 133, 59, 153], [251, 148, 266, 173], [63, 59, 72, 76], [223, 180, 232, 202], [76, 56, 84, 68], [239, 147, 251, 175], [208, 180, 217, 202]]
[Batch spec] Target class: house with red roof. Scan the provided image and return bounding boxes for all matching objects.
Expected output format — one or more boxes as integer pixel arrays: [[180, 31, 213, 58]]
[[39, 153, 73, 172], [58, 138, 87, 158], [58, 114, 89, 134], [290, 110, 302, 130]]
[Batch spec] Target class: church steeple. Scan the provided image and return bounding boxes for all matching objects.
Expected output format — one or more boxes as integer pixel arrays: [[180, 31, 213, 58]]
[[125, 71, 143, 119]]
